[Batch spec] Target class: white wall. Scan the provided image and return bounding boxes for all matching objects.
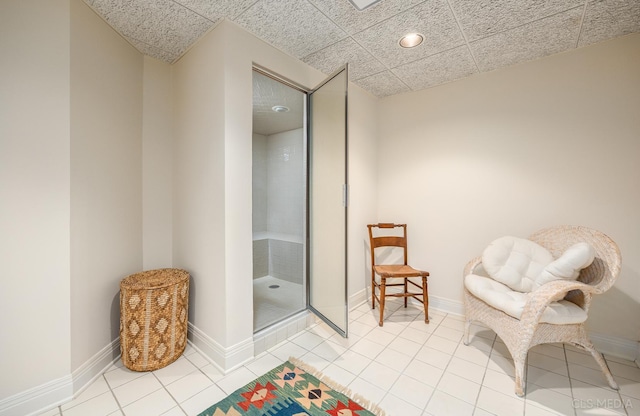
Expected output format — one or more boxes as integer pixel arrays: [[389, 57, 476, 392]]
[[172, 21, 229, 360], [347, 85, 380, 305], [143, 57, 173, 270], [173, 20, 379, 368], [173, 21, 321, 367], [377, 34, 640, 346], [0, 1, 146, 411], [70, 0, 143, 370], [0, 0, 72, 400]]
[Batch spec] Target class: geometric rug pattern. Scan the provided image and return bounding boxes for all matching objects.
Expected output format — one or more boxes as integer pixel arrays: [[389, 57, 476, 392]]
[[197, 358, 385, 416]]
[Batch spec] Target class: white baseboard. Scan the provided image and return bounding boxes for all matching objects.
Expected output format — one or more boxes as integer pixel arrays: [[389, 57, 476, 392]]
[[0, 374, 72, 416], [428, 295, 465, 317], [71, 338, 121, 397], [187, 322, 254, 373], [353, 286, 465, 317], [355, 287, 639, 362], [590, 332, 640, 363], [0, 339, 120, 416], [349, 289, 369, 310]]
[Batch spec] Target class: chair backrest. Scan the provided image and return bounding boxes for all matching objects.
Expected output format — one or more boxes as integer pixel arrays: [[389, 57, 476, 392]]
[[367, 223, 408, 266], [528, 225, 621, 294]]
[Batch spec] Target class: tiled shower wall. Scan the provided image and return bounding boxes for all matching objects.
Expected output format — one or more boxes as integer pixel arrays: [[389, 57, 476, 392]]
[[252, 129, 304, 284], [252, 133, 268, 233], [269, 239, 303, 283], [266, 129, 304, 236], [252, 239, 303, 284], [253, 239, 269, 278]]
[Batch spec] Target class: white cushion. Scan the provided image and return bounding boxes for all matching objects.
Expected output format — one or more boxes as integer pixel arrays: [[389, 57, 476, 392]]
[[464, 274, 588, 324], [535, 242, 595, 288], [482, 236, 554, 293]]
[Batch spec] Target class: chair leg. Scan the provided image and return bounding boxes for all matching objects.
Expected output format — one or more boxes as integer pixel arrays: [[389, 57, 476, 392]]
[[371, 275, 376, 310], [580, 341, 619, 390], [514, 351, 528, 397], [404, 279, 408, 308], [422, 276, 429, 324], [463, 319, 471, 345], [379, 277, 386, 326]]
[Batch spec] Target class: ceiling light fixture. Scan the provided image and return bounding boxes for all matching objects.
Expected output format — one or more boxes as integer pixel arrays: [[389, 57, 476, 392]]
[[348, 0, 382, 11], [271, 105, 290, 113], [399, 33, 424, 48]]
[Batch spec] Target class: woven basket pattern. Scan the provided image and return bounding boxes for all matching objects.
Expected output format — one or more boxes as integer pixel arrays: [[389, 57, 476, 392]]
[[120, 268, 190, 372]]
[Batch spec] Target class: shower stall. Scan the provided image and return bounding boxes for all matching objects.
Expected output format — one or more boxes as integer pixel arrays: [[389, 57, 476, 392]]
[[252, 71, 306, 332], [252, 65, 349, 337]]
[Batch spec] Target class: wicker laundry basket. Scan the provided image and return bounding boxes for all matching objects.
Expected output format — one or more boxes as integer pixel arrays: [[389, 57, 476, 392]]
[[120, 268, 190, 371]]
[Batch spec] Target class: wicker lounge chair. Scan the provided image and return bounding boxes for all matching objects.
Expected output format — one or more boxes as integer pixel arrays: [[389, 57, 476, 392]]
[[462, 225, 621, 396]]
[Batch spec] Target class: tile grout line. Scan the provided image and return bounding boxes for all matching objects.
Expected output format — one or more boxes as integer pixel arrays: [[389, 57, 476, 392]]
[[601, 355, 631, 416], [470, 330, 499, 414], [420, 313, 461, 413], [150, 369, 188, 415], [376, 310, 442, 412], [103, 373, 125, 416]]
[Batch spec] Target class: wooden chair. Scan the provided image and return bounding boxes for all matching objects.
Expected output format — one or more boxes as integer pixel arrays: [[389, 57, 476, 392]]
[[367, 223, 430, 326]]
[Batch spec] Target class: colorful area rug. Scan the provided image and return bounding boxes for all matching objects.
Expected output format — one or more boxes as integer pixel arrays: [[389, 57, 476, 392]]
[[198, 357, 386, 416]]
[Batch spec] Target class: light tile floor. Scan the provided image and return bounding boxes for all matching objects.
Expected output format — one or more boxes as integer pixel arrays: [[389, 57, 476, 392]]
[[39, 300, 640, 416]]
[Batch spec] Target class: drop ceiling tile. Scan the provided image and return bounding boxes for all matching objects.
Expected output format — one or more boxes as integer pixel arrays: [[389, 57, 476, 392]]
[[578, 0, 640, 47], [173, 0, 256, 21], [302, 37, 387, 81], [128, 0, 213, 58], [115, 0, 171, 38], [352, 0, 465, 68], [449, 0, 585, 41], [88, 0, 148, 39], [233, 0, 348, 59], [354, 70, 410, 97], [127, 38, 181, 63], [308, 0, 425, 34], [392, 45, 477, 91], [85, 0, 128, 16], [470, 7, 583, 72], [84, 0, 640, 97]]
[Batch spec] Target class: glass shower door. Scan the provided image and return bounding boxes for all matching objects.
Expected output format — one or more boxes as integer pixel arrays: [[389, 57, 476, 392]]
[[308, 66, 348, 337]]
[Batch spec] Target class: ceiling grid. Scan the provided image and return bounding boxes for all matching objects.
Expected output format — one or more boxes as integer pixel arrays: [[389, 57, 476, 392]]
[[83, 0, 640, 97]]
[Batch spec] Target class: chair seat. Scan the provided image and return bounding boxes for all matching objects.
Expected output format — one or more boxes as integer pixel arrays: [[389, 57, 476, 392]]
[[374, 264, 428, 278], [464, 274, 587, 324]]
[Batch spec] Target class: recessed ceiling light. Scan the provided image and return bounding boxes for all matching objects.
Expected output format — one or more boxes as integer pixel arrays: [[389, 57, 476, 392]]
[[399, 33, 424, 48], [271, 105, 290, 113]]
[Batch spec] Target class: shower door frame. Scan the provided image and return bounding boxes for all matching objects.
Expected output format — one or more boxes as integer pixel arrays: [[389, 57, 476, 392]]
[[252, 64, 349, 338], [307, 65, 349, 338]]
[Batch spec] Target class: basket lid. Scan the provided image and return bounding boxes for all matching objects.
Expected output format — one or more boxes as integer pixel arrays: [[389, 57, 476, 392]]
[[121, 268, 189, 290]]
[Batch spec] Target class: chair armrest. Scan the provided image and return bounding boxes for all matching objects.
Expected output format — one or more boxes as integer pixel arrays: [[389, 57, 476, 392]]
[[520, 280, 598, 328], [463, 256, 482, 277]]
